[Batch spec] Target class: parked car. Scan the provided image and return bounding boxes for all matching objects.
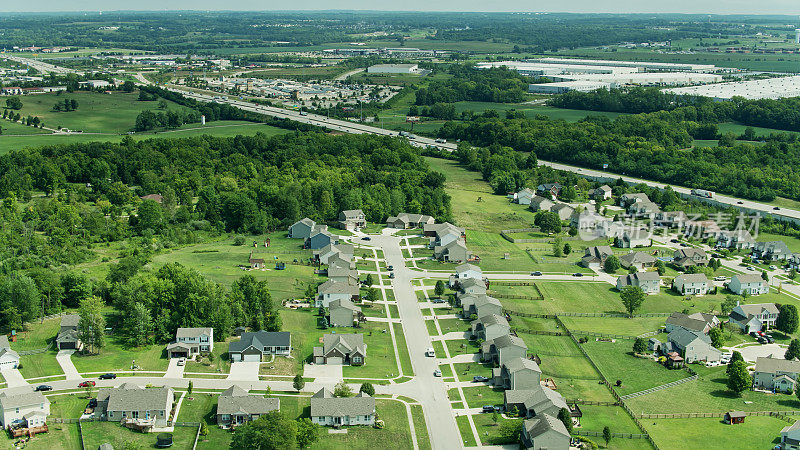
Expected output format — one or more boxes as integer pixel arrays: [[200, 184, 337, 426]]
[[98, 373, 116, 380], [757, 337, 768, 344], [720, 357, 731, 365], [758, 331, 766, 337], [774, 207, 781, 210], [362, 236, 371, 241], [78, 381, 96, 388], [531, 271, 542, 276], [88, 398, 97, 408], [714, 276, 727, 281], [387, 265, 394, 271], [482, 405, 495, 413], [765, 335, 775, 343], [35, 385, 52, 392], [389, 273, 395, 279], [572, 273, 584, 277], [425, 348, 436, 357], [769, 265, 777, 270], [433, 369, 442, 377], [670, 239, 679, 243], [473, 376, 489, 382], [431, 298, 445, 303], [177, 357, 186, 366], [737, 201, 743, 205], [750, 331, 760, 338]]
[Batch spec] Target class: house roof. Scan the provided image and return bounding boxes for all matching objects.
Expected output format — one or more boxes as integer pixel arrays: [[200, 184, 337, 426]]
[[176, 327, 212, 339], [217, 386, 280, 416], [423, 222, 465, 235], [310, 388, 375, 417], [317, 279, 359, 295], [621, 193, 650, 203], [755, 356, 800, 375], [340, 210, 364, 220], [486, 334, 527, 351], [529, 196, 554, 207], [474, 314, 509, 329], [329, 298, 362, 314], [617, 271, 660, 287], [675, 273, 709, 284], [585, 246, 614, 258], [56, 329, 81, 343], [292, 217, 316, 228], [754, 241, 791, 255], [668, 328, 711, 349], [503, 357, 541, 375], [0, 390, 49, 409], [624, 229, 652, 241], [229, 331, 291, 353], [524, 413, 570, 440], [455, 263, 481, 274], [550, 203, 574, 213], [620, 252, 657, 265], [166, 342, 194, 351], [323, 333, 365, 356], [506, 386, 567, 414], [665, 312, 709, 333], [733, 274, 767, 284], [100, 384, 173, 412], [0, 335, 10, 349], [61, 314, 80, 328], [674, 248, 708, 260], [327, 266, 358, 279]]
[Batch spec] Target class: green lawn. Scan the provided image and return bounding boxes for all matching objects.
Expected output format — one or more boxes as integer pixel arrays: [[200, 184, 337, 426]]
[[644, 416, 786, 450], [176, 393, 233, 448], [0, 422, 81, 450], [498, 282, 625, 315], [392, 323, 414, 377], [453, 362, 493, 382], [461, 386, 505, 408], [184, 341, 231, 374], [410, 404, 432, 450], [559, 317, 665, 337], [19, 350, 64, 379], [519, 335, 599, 381], [12, 316, 61, 351], [577, 405, 641, 434], [436, 318, 471, 335], [455, 415, 478, 447], [471, 414, 524, 446], [81, 421, 197, 450]]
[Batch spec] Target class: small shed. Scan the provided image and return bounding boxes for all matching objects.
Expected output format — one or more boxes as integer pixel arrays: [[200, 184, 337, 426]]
[[724, 411, 746, 425]]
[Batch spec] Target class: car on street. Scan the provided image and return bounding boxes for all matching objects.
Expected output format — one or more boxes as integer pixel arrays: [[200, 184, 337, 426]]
[[35, 385, 52, 392], [758, 337, 768, 344], [774, 207, 780, 210], [765, 335, 775, 343], [431, 298, 445, 303], [425, 348, 436, 357], [362, 236, 371, 241], [670, 239, 679, 243], [572, 273, 584, 277], [98, 373, 116, 380], [433, 369, 442, 377], [473, 376, 489, 382], [769, 265, 777, 270], [531, 271, 542, 276], [78, 381, 96, 388], [387, 265, 394, 271], [737, 201, 743, 205], [482, 405, 495, 413], [389, 273, 395, 279]]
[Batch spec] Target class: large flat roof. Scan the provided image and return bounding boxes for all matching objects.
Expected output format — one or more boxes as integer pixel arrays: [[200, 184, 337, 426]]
[[664, 75, 800, 100]]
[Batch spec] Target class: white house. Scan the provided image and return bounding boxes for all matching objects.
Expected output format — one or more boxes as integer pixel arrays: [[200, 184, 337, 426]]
[[166, 327, 214, 359], [673, 273, 710, 296], [618, 229, 651, 248], [728, 274, 769, 296], [0, 347, 20, 369], [616, 271, 661, 294], [310, 388, 375, 427], [780, 419, 800, 450], [0, 390, 50, 428], [754, 357, 800, 394], [452, 263, 483, 284], [729, 303, 779, 333]]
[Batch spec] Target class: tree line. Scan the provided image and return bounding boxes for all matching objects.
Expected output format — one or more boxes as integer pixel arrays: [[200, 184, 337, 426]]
[[414, 66, 530, 105]]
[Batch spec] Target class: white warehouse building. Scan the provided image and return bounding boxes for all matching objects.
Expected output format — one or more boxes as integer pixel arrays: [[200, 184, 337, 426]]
[[558, 72, 723, 86], [367, 64, 419, 74], [664, 75, 800, 100], [534, 57, 718, 73], [529, 80, 613, 94], [476, 61, 638, 77]]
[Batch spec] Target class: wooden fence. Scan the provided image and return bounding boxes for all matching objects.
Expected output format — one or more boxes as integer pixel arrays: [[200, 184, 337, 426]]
[[490, 292, 543, 301], [573, 429, 648, 439], [570, 330, 638, 340], [620, 375, 699, 400], [512, 328, 564, 337], [637, 411, 800, 420]]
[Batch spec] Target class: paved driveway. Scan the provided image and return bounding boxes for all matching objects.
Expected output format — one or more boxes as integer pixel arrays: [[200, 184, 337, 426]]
[[164, 358, 186, 379], [1, 368, 28, 388], [227, 362, 261, 381], [56, 350, 81, 380], [303, 363, 343, 383], [729, 343, 787, 362]]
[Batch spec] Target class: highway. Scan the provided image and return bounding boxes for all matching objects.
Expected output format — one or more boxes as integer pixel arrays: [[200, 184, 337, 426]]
[[3, 55, 82, 75]]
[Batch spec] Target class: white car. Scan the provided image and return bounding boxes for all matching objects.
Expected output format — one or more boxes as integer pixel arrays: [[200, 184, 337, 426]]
[[433, 369, 442, 377], [425, 348, 436, 357], [177, 358, 186, 366]]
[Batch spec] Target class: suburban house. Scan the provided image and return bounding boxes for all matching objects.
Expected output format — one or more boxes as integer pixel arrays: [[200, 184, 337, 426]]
[[451, 263, 483, 287], [673, 273, 711, 296], [313, 333, 366, 365], [504, 386, 568, 419], [672, 248, 709, 268], [471, 314, 511, 341], [619, 193, 650, 207], [728, 274, 770, 296], [310, 388, 376, 427], [655, 211, 688, 229], [513, 188, 536, 205], [458, 277, 488, 296], [0, 390, 50, 428], [306, 228, 338, 250], [327, 266, 359, 285], [549, 203, 575, 221], [385, 213, 434, 229], [216, 385, 279, 428], [790, 253, 800, 270], [665, 328, 721, 363], [460, 294, 503, 319], [628, 201, 661, 216], [536, 183, 562, 200], [481, 334, 528, 366], [423, 222, 466, 243], [616, 272, 661, 294], [618, 229, 651, 248], [0, 347, 19, 370], [492, 357, 541, 390], [780, 420, 800, 450], [529, 196, 555, 212], [589, 185, 612, 201], [316, 279, 360, 307], [288, 218, 316, 240], [434, 240, 472, 263], [338, 210, 366, 231], [570, 209, 606, 231], [684, 220, 723, 239], [716, 229, 756, 250], [315, 243, 354, 265], [228, 331, 292, 362], [619, 251, 657, 270], [56, 314, 82, 351], [753, 241, 792, 261], [96, 383, 174, 429], [166, 327, 214, 359], [328, 299, 364, 328], [580, 246, 614, 269], [728, 303, 779, 333], [753, 357, 800, 393], [327, 254, 356, 271], [664, 312, 713, 334], [520, 414, 570, 450]]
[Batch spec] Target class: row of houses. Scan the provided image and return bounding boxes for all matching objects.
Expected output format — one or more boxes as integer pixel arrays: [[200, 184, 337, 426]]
[[450, 264, 572, 450]]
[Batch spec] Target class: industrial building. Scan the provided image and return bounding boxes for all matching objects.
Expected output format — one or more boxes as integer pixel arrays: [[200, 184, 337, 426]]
[[534, 57, 718, 73], [558, 72, 722, 86], [366, 64, 419, 74], [528, 80, 612, 94], [664, 75, 800, 100], [475, 61, 638, 77]]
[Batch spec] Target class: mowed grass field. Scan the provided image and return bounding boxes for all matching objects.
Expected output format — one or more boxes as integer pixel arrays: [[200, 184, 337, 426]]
[[643, 416, 786, 450]]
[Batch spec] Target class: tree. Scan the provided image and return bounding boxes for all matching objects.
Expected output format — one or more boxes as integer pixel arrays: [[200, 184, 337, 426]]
[[776, 304, 799, 336], [230, 275, 280, 332], [359, 382, 375, 396], [188, 381, 193, 396], [552, 237, 563, 258], [790, 269, 798, 281], [333, 381, 353, 398], [762, 270, 769, 282], [364, 273, 374, 287], [726, 360, 751, 396], [535, 211, 562, 234], [5, 97, 22, 110], [721, 295, 742, 315], [786, 339, 800, 361], [557, 407, 573, 433], [655, 259, 665, 275], [295, 418, 320, 448], [492, 410, 499, 426], [708, 327, 724, 348], [604, 255, 621, 273], [293, 374, 305, 392], [231, 411, 298, 450], [121, 80, 135, 92], [633, 337, 647, 354], [78, 296, 106, 354], [434, 280, 445, 298], [200, 422, 208, 436], [127, 302, 153, 347], [726, 351, 744, 375], [563, 243, 571, 255], [498, 420, 523, 445], [620, 286, 645, 317], [603, 426, 612, 446]]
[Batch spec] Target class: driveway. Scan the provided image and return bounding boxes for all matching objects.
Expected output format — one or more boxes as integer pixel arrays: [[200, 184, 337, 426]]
[[303, 363, 343, 383], [164, 358, 186, 379], [729, 343, 786, 362], [1, 368, 28, 388], [56, 350, 81, 380], [227, 361, 261, 381]]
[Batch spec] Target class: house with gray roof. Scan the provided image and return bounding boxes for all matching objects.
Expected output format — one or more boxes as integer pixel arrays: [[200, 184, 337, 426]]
[[315, 243, 354, 265], [492, 357, 541, 390], [386, 213, 434, 229], [423, 222, 465, 241], [327, 253, 356, 271], [672, 248, 709, 268], [0, 389, 50, 428], [216, 385, 279, 427], [327, 266, 359, 285], [581, 246, 614, 269], [655, 211, 688, 229], [528, 196, 555, 212], [313, 334, 366, 366], [458, 277, 487, 296], [729, 302, 778, 333], [618, 229, 651, 248], [753, 241, 792, 261], [338, 210, 366, 231], [549, 203, 575, 221], [728, 274, 769, 296], [434, 239, 472, 263], [310, 388, 375, 427], [56, 314, 82, 351], [716, 229, 756, 250], [306, 228, 337, 250], [673, 273, 711, 296], [504, 386, 568, 419], [316, 279, 360, 307], [521, 413, 570, 450], [482, 334, 528, 366], [754, 357, 800, 394], [228, 331, 291, 362], [166, 327, 213, 359], [616, 271, 661, 294], [666, 328, 721, 363], [472, 314, 510, 341], [620, 193, 649, 207], [288, 218, 316, 240], [790, 253, 800, 270], [452, 263, 483, 285], [570, 209, 608, 233], [514, 188, 536, 205], [665, 312, 712, 334], [780, 420, 800, 450], [628, 201, 661, 216], [589, 185, 612, 201], [619, 251, 657, 270], [328, 299, 363, 328], [460, 294, 502, 319], [96, 383, 174, 428], [537, 183, 562, 200]]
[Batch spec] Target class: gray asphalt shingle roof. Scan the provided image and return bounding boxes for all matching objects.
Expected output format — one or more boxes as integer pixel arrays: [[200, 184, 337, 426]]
[[310, 389, 375, 417]]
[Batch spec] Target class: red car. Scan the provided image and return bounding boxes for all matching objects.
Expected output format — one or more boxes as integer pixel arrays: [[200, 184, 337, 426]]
[[78, 381, 96, 388]]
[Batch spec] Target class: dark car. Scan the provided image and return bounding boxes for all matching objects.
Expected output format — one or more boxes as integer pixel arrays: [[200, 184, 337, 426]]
[[482, 405, 495, 413], [531, 271, 542, 276], [78, 381, 96, 388], [99, 373, 116, 380], [473, 376, 489, 382], [387, 265, 394, 271], [750, 331, 760, 338], [774, 207, 781, 210], [389, 273, 395, 279], [88, 398, 98, 408], [758, 337, 768, 344], [432, 298, 445, 304], [35, 385, 52, 392], [572, 273, 584, 277], [362, 236, 372, 241], [737, 201, 743, 205], [670, 239, 679, 243], [765, 335, 775, 343]]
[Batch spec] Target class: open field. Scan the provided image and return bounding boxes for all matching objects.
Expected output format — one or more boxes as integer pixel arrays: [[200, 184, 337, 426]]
[[643, 416, 785, 450], [81, 421, 197, 450]]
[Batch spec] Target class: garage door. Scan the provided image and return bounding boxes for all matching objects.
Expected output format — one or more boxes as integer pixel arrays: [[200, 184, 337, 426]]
[[327, 357, 343, 365], [170, 352, 188, 359], [59, 342, 76, 350], [243, 353, 261, 362]]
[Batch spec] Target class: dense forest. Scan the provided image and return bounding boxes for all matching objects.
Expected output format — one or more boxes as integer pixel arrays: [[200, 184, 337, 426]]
[[414, 66, 530, 105], [548, 87, 800, 132]]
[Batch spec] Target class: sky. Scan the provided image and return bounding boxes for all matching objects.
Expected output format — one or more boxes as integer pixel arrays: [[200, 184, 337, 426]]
[[2, 1, 800, 15]]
